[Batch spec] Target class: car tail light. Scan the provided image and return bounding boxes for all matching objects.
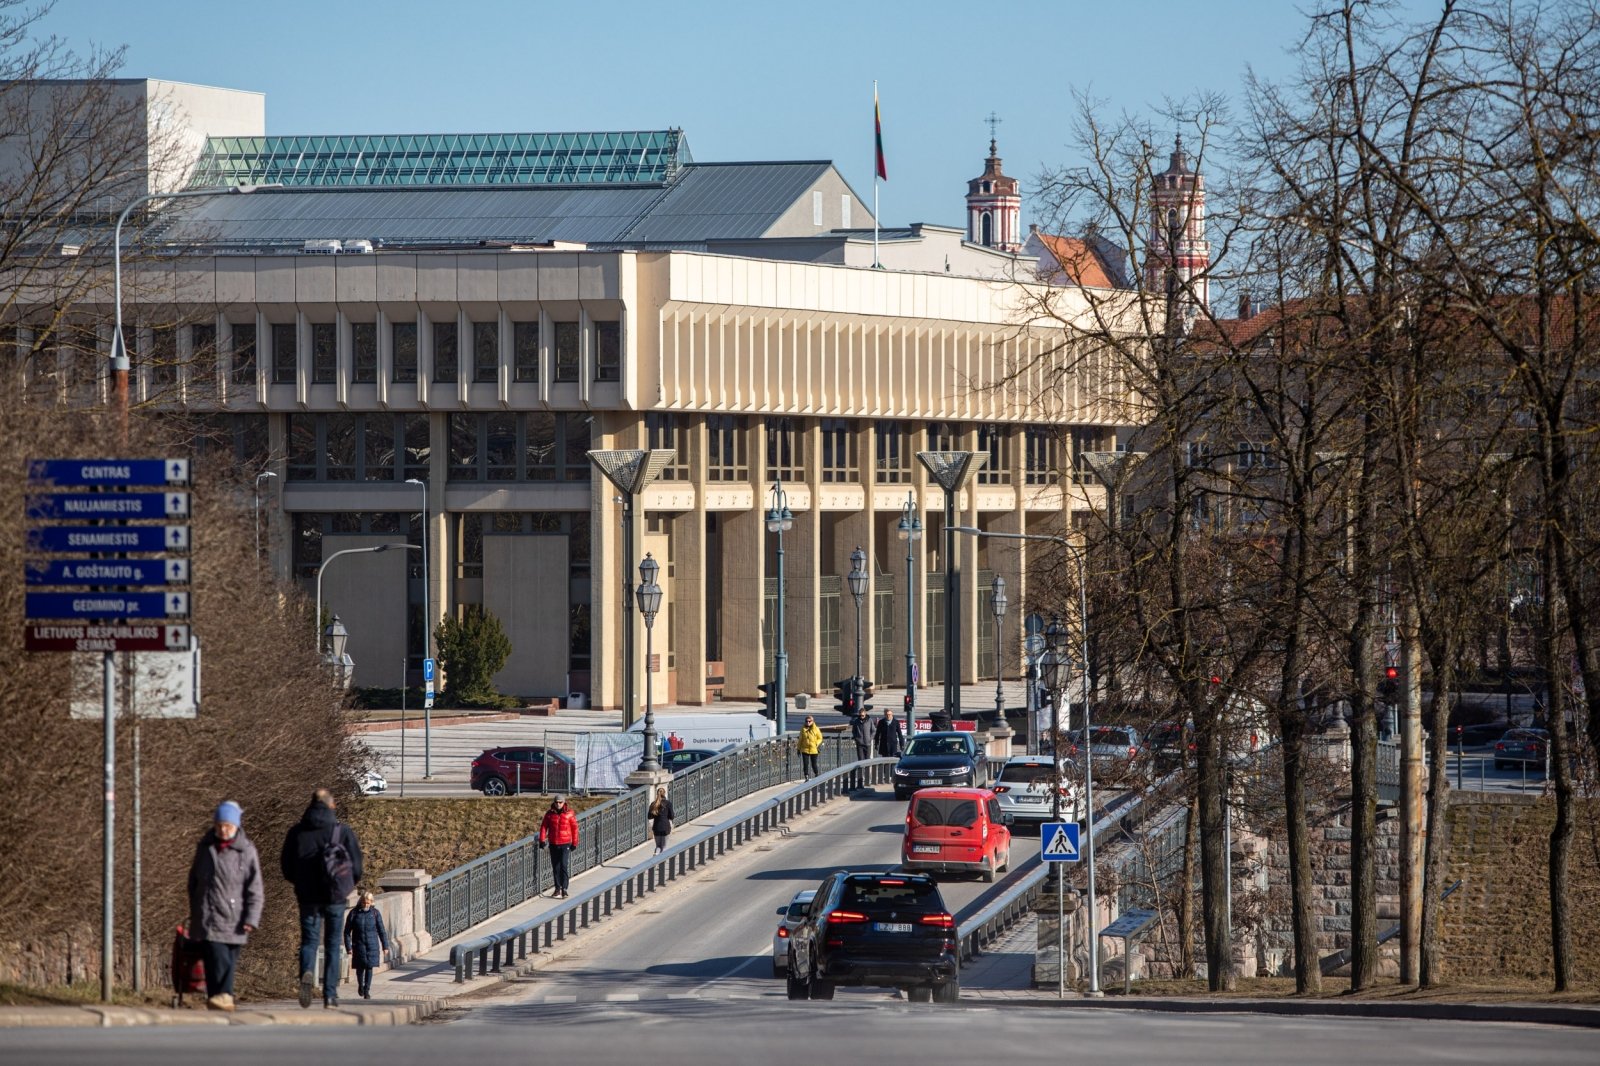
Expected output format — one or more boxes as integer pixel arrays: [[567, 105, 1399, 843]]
[[992, 785, 1011, 794], [879, 879, 906, 885], [919, 912, 955, 928], [777, 926, 789, 939], [1495, 743, 1506, 752], [1129, 746, 1139, 758], [827, 910, 869, 924]]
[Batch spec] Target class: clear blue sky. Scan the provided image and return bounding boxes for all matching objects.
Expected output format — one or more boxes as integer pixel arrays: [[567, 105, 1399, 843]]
[[44, 0, 1440, 228]]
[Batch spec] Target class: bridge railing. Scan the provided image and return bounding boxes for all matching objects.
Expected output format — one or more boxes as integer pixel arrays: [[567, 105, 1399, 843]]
[[447, 758, 897, 982]]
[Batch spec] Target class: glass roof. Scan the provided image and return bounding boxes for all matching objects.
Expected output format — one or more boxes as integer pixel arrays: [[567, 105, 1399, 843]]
[[188, 130, 692, 189]]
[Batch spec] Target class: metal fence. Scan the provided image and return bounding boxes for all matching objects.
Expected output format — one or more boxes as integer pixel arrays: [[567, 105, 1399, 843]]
[[1377, 740, 1399, 805], [448, 758, 897, 981], [425, 732, 864, 943]]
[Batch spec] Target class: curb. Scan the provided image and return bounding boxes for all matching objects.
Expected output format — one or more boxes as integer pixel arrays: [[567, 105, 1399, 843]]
[[0, 997, 443, 1028], [1001, 994, 1600, 1029]]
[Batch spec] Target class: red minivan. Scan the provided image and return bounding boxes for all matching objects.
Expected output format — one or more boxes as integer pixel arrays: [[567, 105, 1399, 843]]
[[900, 787, 1013, 882]]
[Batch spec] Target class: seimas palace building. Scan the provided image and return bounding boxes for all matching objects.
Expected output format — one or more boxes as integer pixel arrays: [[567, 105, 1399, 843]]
[[7, 80, 1174, 720]]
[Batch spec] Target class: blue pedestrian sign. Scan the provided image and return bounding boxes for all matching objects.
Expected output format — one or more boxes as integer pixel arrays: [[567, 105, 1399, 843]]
[[27, 458, 190, 487], [422, 658, 436, 682], [26, 491, 189, 520], [25, 590, 190, 621], [1040, 821, 1081, 862]]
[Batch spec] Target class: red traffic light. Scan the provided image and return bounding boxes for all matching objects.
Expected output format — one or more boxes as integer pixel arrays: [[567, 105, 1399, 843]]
[[1384, 666, 1399, 680], [1209, 675, 1222, 685]]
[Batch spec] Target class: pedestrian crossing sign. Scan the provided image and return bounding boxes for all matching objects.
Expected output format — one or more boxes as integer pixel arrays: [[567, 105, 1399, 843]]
[[1040, 822, 1081, 862]]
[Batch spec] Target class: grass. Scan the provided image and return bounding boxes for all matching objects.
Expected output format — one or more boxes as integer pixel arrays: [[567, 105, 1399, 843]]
[[345, 795, 609, 882], [0, 981, 174, 1009]]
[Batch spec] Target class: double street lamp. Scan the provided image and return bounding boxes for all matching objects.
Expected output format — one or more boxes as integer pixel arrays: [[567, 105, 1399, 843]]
[[847, 546, 868, 705], [897, 494, 922, 739], [766, 480, 794, 735]]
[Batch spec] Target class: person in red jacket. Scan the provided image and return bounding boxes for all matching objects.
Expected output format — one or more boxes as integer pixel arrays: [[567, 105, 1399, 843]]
[[538, 796, 580, 898]]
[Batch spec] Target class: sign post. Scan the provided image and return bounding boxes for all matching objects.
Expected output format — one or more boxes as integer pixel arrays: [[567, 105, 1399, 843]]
[[25, 458, 193, 1002], [1041, 821, 1081, 999]]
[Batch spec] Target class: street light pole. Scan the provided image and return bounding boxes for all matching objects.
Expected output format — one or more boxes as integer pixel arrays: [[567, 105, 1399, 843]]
[[405, 477, 431, 778], [635, 554, 664, 773], [951, 524, 1100, 996], [897, 494, 922, 741], [991, 575, 1008, 724], [848, 546, 868, 705], [766, 480, 794, 735], [916, 452, 985, 726], [253, 470, 277, 561]]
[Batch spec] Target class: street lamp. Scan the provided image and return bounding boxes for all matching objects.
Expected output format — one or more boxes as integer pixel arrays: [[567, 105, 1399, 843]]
[[324, 614, 353, 688], [405, 477, 432, 779], [917, 451, 986, 724], [950, 523, 1100, 997], [635, 554, 663, 773], [315, 542, 418, 656], [897, 494, 922, 740], [766, 479, 794, 735], [847, 546, 868, 704], [991, 575, 1008, 724], [253, 470, 277, 561]]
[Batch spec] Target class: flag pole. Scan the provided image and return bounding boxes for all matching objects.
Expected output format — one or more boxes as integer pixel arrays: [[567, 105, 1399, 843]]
[[873, 80, 881, 269]]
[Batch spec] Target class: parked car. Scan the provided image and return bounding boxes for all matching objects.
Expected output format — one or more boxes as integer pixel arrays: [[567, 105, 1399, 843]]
[[771, 888, 816, 977], [471, 746, 575, 795], [891, 732, 985, 799], [357, 769, 388, 795], [661, 747, 721, 774], [990, 756, 1080, 827], [785, 871, 960, 1003], [1493, 728, 1549, 770], [900, 787, 1012, 882]]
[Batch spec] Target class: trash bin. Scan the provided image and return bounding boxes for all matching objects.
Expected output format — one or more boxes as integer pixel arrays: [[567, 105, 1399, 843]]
[[567, 692, 587, 710]]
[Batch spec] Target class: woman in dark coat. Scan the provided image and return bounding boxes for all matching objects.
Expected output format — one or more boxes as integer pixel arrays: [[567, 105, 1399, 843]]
[[187, 799, 263, 1012], [649, 787, 674, 855], [342, 890, 389, 999]]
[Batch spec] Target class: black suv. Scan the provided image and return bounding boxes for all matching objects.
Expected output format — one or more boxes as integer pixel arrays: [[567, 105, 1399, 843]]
[[785, 871, 959, 1003], [891, 732, 985, 799]]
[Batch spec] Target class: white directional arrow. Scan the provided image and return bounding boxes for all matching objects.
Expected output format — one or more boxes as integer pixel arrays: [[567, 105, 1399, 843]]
[[167, 558, 190, 582], [164, 492, 190, 517], [167, 458, 190, 484], [165, 591, 190, 616], [166, 525, 190, 549]]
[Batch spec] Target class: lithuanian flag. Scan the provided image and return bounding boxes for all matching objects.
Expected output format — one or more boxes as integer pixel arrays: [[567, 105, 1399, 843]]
[[875, 86, 887, 181]]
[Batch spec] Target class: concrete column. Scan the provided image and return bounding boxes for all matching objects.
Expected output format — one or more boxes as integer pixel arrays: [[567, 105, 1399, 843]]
[[720, 506, 766, 699], [676, 415, 710, 704], [376, 868, 432, 958]]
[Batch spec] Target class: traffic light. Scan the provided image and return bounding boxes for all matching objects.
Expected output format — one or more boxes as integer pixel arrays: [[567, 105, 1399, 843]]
[[858, 678, 875, 715], [833, 678, 854, 715], [758, 680, 778, 720], [1377, 666, 1399, 703]]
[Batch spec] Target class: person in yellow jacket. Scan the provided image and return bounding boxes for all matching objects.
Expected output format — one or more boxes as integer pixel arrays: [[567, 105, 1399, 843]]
[[797, 716, 824, 778]]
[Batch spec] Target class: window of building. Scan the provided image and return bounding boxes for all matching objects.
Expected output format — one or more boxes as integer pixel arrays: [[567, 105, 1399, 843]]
[[981, 212, 993, 245], [594, 321, 620, 382], [230, 323, 256, 386], [352, 322, 377, 383], [486, 412, 517, 479], [325, 412, 357, 479], [875, 422, 909, 483], [446, 412, 591, 481], [821, 418, 856, 483], [513, 321, 539, 382], [392, 322, 417, 383], [767, 417, 804, 482], [363, 413, 393, 481], [646, 412, 690, 480], [271, 323, 297, 384], [433, 321, 458, 383], [149, 326, 178, 387], [403, 413, 429, 481], [977, 425, 1011, 484], [563, 412, 592, 480], [292, 511, 421, 589], [473, 321, 498, 383], [69, 324, 98, 392], [706, 414, 749, 482], [311, 322, 336, 384], [554, 321, 580, 382], [1069, 426, 1104, 483], [1237, 441, 1277, 470], [285, 413, 415, 482], [926, 421, 964, 454], [190, 324, 217, 391], [1185, 440, 1212, 468], [1024, 425, 1060, 485]]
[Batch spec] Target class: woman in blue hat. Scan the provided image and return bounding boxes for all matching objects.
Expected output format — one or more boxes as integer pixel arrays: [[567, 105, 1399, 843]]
[[186, 800, 263, 1011]]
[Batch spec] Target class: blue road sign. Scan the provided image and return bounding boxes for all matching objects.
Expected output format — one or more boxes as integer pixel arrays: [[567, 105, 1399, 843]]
[[26, 492, 189, 520], [27, 458, 190, 487], [27, 525, 190, 552], [1040, 821, 1081, 862], [423, 657, 436, 682], [25, 590, 190, 621], [26, 558, 188, 586]]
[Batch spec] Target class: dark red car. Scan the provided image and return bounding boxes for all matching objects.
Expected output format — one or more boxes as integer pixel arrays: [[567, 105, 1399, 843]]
[[471, 746, 574, 795]]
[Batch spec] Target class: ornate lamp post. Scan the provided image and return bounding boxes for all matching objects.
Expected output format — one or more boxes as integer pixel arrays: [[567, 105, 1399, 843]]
[[323, 614, 353, 689], [991, 575, 1008, 724], [766, 479, 794, 735], [847, 546, 868, 704], [635, 554, 663, 773], [896, 493, 922, 740]]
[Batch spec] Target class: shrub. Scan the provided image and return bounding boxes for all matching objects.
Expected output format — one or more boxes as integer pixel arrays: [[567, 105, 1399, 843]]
[[434, 608, 514, 708]]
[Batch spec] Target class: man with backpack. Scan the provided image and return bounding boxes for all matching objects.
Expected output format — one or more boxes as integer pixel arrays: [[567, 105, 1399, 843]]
[[281, 788, 363, 1009]]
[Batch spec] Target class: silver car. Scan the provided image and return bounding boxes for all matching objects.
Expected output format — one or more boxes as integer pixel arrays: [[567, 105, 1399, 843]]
[[771, 889, 816, 976], [991, 756, 1081, 827]]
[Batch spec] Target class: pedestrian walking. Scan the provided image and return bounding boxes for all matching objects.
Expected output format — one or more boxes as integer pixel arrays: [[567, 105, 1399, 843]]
[[280, 788, 363, 1009], [539, 795, 580, 898], [649, 787, 675, 855], [186, 800, 262, 1013], [343, 890, 389, 1000], [797, 715, 824, 778], [850, 706, 873, 763], [874, 707, 905, 758]]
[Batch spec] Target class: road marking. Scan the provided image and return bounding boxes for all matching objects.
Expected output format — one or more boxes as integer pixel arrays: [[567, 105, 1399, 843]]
[[690, 946, 772, 995], [542, 995, 577, 1003], [605, 992, 640, 1002]]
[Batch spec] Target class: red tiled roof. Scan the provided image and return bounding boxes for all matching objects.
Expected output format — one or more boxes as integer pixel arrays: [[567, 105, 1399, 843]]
[[1035, 233, 1118, 290]]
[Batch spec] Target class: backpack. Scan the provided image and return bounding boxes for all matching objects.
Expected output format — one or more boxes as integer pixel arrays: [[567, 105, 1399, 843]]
[[320, 828, 356, 899]]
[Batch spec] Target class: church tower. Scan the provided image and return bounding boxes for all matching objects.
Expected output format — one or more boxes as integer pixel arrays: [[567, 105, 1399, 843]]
[[966, 121, 1021, 253], [1144, 134, 1210, 315]]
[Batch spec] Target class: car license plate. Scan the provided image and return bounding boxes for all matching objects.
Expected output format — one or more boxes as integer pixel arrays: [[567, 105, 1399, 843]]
[[922, 778, 942, 785], [874, 923, 913, 933], [1020, 796, 1045, 804], [913, 844, 940, 854]]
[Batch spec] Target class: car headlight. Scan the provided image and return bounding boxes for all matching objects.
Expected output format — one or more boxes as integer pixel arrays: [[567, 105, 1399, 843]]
[[893, 768, 910, 776], [951, 765, 972, 775]]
